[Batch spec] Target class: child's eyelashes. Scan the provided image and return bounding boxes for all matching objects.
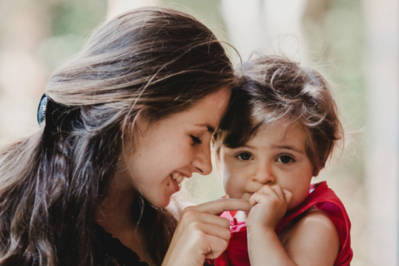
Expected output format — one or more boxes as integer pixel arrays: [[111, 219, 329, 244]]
[[277, 155, 295, 164], [190, 135, 202, 145], [235, 152, 253, 161]]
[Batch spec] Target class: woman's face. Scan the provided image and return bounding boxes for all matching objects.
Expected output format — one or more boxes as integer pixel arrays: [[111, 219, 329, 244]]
[[117, 88, 230, 208]]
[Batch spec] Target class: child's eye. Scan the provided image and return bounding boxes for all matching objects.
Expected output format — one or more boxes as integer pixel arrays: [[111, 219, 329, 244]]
[[190, 135, 202, 145], [236, 153, 252, 161], [277, 155, 295, 164]]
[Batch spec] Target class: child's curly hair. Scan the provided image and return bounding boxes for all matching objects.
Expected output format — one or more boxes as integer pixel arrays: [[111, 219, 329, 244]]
[[213, 55, 344, 172]]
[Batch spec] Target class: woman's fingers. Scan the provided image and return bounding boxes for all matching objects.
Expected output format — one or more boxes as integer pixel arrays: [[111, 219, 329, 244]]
[[190, 198, 251, 215], [164, 223, 229, 266], [202, 234, 230, 259], [181, 209, 230, 228], [188, 223, 231, 259], [163, 199, 247, 266], [189, 222, 231, 243]]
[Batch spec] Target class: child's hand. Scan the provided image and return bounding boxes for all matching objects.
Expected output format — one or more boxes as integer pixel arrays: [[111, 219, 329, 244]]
[[246, 185, 292, 230]]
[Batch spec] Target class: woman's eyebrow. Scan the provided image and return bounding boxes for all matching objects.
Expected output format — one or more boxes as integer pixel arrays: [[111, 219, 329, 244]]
[[195, 124, 215, 133]]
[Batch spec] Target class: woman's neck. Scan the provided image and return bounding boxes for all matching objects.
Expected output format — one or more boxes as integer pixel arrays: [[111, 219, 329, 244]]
[[95, 175, 137, 231], [95, 177, 156, 266]]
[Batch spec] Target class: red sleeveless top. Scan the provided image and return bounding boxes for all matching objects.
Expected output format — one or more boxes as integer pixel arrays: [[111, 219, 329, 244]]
[[211, 182, 353, 266]]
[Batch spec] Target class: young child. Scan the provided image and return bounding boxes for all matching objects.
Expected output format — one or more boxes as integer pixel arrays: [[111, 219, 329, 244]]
[[211, 55, 353, 266]]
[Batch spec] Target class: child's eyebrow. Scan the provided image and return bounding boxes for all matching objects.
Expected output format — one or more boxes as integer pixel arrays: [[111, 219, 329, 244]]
[[272, 144, 305, 154], [241, 144, 256, 149]]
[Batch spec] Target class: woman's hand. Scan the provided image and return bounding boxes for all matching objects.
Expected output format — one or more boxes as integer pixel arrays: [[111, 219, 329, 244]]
[[162, 198, 251, 266], [246, 185, 292, 230]]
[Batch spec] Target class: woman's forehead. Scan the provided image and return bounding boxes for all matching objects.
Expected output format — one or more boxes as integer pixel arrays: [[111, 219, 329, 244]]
[[173, 88, 230, 125]]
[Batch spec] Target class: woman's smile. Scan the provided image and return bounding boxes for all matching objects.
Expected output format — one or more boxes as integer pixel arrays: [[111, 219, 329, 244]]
[[116, 88, 231, 208], [170, 171, 190, 189]]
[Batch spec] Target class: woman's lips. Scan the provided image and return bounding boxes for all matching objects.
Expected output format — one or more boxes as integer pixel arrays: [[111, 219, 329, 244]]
[[170, 172, 185, 187]]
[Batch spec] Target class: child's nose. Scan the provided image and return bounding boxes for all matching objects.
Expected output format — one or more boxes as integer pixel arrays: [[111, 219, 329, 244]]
[[253, 166, 275, 184]]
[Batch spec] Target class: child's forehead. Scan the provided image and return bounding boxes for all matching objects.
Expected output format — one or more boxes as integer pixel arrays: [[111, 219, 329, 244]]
[[248, 120, 307, 146]]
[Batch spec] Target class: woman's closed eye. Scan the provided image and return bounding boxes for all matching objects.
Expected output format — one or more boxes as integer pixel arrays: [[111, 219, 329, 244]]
[[190, 135, 202, 145], [236, 152, 252, 161], [277, 155, 295, 164]]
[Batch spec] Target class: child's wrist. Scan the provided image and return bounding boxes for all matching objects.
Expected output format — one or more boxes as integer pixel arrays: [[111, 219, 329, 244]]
[[247, 223, 276, 233], [247, 226, 278, 246]]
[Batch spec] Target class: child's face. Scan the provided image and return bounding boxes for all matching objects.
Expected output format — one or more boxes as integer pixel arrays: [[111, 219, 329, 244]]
[[216, 121, 318, 211]]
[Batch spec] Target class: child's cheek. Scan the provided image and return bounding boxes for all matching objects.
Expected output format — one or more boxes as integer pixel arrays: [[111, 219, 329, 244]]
[[286, 191, 307, 211], [222, 175, 242, 200], [222, 176, 234, 198], [221, 158, 247, 199]]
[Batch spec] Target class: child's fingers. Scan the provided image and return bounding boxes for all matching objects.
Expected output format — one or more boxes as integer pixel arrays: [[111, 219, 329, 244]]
[[283, 189, 293, 205], [249, 191, 264, 207], [258, 185, 291, 206], [249, 187, 276, 207], [256, 184, 277, 198], [256, 185, 284, 203], [251, 185, 292, 210], [270, 185, 285, 202]]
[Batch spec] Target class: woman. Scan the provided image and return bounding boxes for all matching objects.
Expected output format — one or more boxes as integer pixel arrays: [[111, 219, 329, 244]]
[[0, 6, 250, 266]]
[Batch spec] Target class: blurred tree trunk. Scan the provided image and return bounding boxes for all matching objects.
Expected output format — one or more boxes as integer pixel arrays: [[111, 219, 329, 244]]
[[364, 0, 399, 264], [220, 0, 308, 64]]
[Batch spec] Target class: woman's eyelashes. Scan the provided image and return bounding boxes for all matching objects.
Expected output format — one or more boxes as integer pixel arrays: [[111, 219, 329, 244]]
[[190, 135, 202, 145], [235, 152, 252, 161], [277, 154, 295, 164]]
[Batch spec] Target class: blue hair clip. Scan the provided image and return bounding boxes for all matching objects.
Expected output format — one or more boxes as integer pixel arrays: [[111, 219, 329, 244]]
[[37, 93, 49, 125]]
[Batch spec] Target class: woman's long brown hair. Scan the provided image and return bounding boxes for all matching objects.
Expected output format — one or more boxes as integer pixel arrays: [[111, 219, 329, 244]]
[[0, 7, 234, 266]]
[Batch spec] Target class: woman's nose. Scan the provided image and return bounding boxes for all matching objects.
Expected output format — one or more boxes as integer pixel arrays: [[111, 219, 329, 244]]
[[192, 143, 212, 175]]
